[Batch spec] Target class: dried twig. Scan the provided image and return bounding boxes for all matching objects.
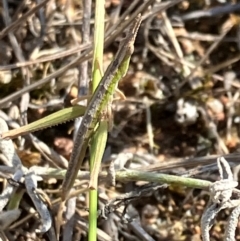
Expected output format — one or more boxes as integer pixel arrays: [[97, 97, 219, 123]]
[[201, 157, 240, 241]]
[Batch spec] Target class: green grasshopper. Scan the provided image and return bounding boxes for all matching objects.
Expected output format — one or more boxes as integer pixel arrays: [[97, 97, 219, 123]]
[[1, 15, 142, 200]]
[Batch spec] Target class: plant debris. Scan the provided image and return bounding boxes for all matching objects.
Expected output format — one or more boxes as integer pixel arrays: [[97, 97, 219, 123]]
[[1, 0, 240, 240]]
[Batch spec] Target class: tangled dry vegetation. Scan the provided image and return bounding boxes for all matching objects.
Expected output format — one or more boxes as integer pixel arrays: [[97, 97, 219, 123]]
[[1, 0, 240, 240]]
